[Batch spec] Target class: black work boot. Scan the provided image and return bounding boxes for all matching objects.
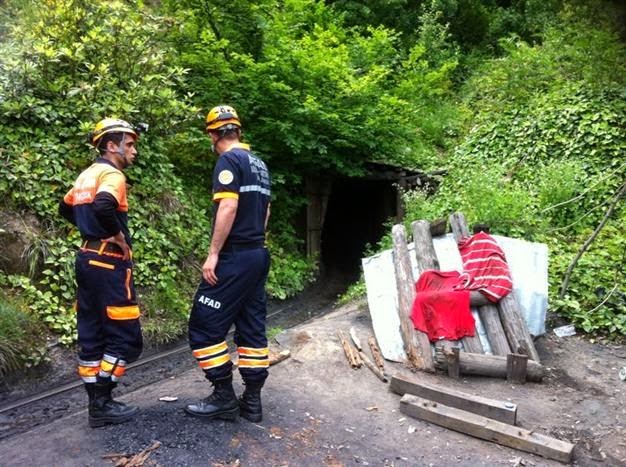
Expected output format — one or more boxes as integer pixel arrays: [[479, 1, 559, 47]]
[[184, 374, 239, 420], [85, 379, 138, 428], [238, 380, 264, 422]]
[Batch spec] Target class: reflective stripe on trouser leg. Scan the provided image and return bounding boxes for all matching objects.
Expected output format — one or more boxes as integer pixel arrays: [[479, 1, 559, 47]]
[[237, 346, 269, 376], [99, 354, 127, 382], [78, 359, 101, 384], [192, 341, 232, 378], [75, 251, 143, 378], [188, 249, 269, 381]]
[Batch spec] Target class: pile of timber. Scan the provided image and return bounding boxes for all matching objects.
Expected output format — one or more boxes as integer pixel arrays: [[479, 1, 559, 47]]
[[392, 212, 543, 383], [337, 328, 388, 383], [390, 374, 575, 463]]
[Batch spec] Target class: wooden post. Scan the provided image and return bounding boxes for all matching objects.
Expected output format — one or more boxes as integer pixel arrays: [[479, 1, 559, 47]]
[[305, 177, 331, 258], [359, 351, 389, 383], [368, 336, 385, 373], [449, 212, 470, 241], [411, 220, 440, 270], [498, 295, 541, 362], [411, 220, 459, 352], [449, 213, 485, 354], [445, 346, 460, 379], [338, 330, 362, 369], [434, 348, 544, 382], [507, 353, 528, 384], [450, 213, 515, 357], [477, 304, 511, 356], [392, 224, 434, 372], [400, 395, 574, 463]]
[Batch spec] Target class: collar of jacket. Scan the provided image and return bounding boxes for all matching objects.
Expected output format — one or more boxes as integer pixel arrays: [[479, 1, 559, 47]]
[[224, 142, 250, 152]]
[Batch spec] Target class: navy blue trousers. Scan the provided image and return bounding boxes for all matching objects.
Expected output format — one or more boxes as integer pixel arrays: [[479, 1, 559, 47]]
[[75, 250, 142, 383], [188, 248, 270, 383]]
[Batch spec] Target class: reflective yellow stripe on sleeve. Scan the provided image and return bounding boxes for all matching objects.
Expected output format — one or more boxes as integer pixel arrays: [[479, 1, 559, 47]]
[[213, 192, 239, 201]]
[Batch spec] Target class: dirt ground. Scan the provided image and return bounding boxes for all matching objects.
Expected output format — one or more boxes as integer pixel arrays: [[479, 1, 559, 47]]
[[0, 300, 625, 466]]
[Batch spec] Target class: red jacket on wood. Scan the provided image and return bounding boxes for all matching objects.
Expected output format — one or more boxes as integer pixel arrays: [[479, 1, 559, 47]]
[[410, 270, 474, 342], [410, 232, 513, 341]]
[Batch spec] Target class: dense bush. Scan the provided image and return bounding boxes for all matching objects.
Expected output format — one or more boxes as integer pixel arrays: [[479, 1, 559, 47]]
[[0, 0, 624, 369], [0, 1, 210, 345], [403, 7, 626, 337], [0, 0, 322, 349]]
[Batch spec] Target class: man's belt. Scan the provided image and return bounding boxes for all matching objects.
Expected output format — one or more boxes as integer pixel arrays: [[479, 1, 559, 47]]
[[221, 241, 265, 253], [81, 240, 124, 257]]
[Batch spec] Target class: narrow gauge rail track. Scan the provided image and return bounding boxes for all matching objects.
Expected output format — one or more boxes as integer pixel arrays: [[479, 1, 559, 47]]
[[0, 279, 344, 440]]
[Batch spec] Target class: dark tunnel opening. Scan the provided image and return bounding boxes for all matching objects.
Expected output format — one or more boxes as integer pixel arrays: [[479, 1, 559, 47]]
[[321, 178, 397, 282]]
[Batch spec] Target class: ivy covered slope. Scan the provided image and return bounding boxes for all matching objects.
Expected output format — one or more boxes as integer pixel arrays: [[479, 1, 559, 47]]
[[404, 5, 626, 337], [0, 1, 210, 366], [0, 1, 214, 354]]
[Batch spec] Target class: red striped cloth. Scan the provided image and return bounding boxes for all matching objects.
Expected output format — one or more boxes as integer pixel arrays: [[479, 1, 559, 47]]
[[455, 231, 513, 303]]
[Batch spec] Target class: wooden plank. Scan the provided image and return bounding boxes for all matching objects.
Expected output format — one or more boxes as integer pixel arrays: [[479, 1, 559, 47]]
[[477, 304, 511, 356], [269, 349, 291, 366], [392, 224, 434, 372], [507, 353, 528, 384], [434, 349, 544, 382], [390, 374, 517, 425], [498, 294, 541, 363], [400, 394, 574, 463]]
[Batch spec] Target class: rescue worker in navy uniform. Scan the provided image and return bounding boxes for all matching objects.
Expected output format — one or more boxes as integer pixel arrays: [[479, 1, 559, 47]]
[[186, 105, 271, 423], [59, 118, 145, 428]]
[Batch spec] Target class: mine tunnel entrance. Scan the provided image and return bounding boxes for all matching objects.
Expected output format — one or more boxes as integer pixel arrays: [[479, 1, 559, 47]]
[[320, 178, 397, 282]]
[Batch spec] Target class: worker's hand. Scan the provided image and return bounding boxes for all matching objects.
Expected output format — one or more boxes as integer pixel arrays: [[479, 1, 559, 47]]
[[103, 232, 131, 261], [202, 252, 219, 285]]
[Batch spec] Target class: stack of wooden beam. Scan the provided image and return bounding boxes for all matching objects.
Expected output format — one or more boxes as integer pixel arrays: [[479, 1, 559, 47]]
[[390, 374, 575, 463], [392, 212, 543, 383]]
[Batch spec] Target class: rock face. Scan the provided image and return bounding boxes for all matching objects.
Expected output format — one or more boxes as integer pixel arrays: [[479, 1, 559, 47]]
[[0, 210, 42, 276]]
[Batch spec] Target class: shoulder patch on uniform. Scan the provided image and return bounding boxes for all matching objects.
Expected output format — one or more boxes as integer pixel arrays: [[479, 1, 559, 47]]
[[218, 169, 234, 185]]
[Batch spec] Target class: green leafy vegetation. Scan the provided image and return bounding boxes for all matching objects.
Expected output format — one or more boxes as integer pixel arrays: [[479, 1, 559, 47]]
[[402, 6, 626, 337], [0, 290, 47, 376], [0, 0, 624, 376], [336, 277, 367, 306]]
